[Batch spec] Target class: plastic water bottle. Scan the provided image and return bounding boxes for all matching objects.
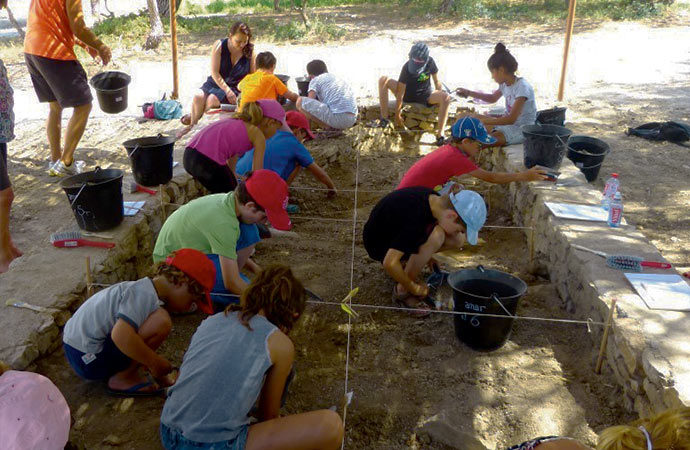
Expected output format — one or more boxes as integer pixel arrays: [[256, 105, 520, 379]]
[[602, 173, 619, 210], [608, 191, 623, 227]]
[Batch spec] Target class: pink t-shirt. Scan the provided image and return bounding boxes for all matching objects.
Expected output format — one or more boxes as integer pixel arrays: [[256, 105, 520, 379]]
[[187, 118, 252, 166], [397, 144, 479, 190]]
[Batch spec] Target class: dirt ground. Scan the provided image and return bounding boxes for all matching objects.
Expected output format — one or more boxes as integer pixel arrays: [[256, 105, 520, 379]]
[[2, 8, 687, 450]]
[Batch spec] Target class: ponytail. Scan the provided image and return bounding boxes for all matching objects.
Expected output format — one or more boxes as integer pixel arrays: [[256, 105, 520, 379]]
[[597, 407, 690, 450], [234, 102, 264, 126], [487, 42, 518, 74]]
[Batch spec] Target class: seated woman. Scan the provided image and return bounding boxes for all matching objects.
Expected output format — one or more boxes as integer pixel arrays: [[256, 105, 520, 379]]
[[179, 22, 255, 137]]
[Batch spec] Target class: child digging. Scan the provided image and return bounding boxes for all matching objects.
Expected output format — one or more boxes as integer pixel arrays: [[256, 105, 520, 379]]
[[62, 249, 216, 396], [398, 116, 547, 190], [160, 265, 344, 450], [238, 51, 298, 111], [456, 43, 537, 146], [363, 188, 486, 316]]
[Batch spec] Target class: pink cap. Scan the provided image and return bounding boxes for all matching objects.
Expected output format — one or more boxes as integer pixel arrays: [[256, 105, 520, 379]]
[[0, 370, 71, 450], [256, 99, 286, 123]]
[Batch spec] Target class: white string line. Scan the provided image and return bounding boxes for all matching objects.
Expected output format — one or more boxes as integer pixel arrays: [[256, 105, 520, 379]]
[[288, 185, 492, 194], [305, 300, 607, 326], [290, 215, 534, 231]]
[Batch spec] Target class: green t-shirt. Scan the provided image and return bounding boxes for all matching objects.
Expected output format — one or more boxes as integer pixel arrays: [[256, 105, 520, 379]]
[[153, 192, 240, 263]]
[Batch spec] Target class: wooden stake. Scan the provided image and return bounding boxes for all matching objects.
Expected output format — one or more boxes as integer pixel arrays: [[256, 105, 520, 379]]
[[170, 0, 179, 99], [85, 256, 94, 298], [557, 0, 578, 101], [595, 298, 617, 374]]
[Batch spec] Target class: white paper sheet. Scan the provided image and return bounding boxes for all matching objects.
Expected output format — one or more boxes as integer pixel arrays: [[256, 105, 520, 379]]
[[625, 273, 690, 311], [545, 202, 623, 223], [123, 201, 145, 216]]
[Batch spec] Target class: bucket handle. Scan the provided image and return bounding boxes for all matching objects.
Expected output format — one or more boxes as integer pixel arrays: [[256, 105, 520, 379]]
[[476, 265, 485, 273], [127, 144, 141, 158], [491, 293, 514, 318], [68, 165, 103, 207]]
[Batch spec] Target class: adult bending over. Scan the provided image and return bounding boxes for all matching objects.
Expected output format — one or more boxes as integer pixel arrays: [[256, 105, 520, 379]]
[[179, 22, 255, 137], [24, 0, 112, 176]]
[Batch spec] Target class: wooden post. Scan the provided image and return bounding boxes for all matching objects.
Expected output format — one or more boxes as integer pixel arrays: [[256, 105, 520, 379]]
[[557, 0, 577, 101], [595, 298, 617, 374], [85, 256, 94, 298], [170, 0, 179, 99]]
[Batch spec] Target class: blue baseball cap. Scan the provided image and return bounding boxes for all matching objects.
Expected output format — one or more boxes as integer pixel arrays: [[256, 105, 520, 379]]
[[451, 116, 497, 145], [449, 190, 486, 245]]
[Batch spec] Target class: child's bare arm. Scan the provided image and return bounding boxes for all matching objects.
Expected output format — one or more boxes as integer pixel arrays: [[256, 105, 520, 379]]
[[284, 89, 299, 102], [456, 88, 502, 104], [469, 166, 547, 184], [478, 97, 526, 126], [245, 124, 266, 171], [219, 256, 249, 294], [286, 166, 302, 185], [383, 249, 428, 297], [431, 73, 443, 91], [258, 331, 294, 421], [111, 318, 171, 377], [306, 163, 336, 196]]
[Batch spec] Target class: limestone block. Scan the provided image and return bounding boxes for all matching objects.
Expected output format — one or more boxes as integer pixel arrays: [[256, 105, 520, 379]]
[[8, 344, 39, 370], [417, 414, 489, 450], [613, 319, 645, 375], [662, 386, 685, 409], [404, 117, 420, 128], [365, 109, 380, 121], [634, 395, 653, 418], [643, 377, 667, 413], [642, 349, 673, 387], [404, 112, 436, 122], [35, 318, 59, 354], [419, 121, 434, 132]]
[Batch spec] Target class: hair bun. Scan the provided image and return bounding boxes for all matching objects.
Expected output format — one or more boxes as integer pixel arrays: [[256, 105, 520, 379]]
[[494, 43, 508, 54]]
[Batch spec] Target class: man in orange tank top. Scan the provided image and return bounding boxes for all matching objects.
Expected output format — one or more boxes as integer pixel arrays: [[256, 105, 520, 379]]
[[24, 0, 111, 177]]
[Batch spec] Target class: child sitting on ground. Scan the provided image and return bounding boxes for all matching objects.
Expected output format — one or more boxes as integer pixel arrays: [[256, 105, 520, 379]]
[[398, 116, 547, 190], [238, 51, 298, 111], [363, 188, 486, 316], [62, 249, 215, 396], [159, 265, 344, 450], [456, 43, 537, 146], [236, 111, 337, 196], [295, 59, 358, 131], [372, 42, 452, 146], [153, 170, 291, 310]]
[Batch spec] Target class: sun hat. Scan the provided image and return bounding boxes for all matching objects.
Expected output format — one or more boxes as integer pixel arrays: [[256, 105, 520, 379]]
[[0, 370, 71, 450], [256, 99, 286, 123], [451, 116, 497, 145], [285, 110, 315, 140], [449, 190, 486, 245], [407, 42, 430, 75], [245, 169, 291, 231], [165, 249, 216, 314]]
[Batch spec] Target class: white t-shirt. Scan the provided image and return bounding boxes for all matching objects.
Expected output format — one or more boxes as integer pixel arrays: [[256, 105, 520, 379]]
[[307, 73, 358, 115], [63, 278, 161, 354], [499, 77, 537, 127]]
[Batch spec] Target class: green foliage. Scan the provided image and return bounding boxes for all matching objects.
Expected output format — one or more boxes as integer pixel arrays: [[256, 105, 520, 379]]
[[92, 13, 151, 37], [206, 0, 229, 13]]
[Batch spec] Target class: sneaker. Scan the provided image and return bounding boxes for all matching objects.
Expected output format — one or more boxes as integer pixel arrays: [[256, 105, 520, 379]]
[[49, 160, 83, 177], [435, 135, 447, 146]]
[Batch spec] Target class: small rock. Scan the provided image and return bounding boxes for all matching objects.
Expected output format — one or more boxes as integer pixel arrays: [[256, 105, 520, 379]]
[[72, 417, 87, 431], [119, 397, 134, 413], [102, 435, 123, 446], [75, 402, 89, 418]]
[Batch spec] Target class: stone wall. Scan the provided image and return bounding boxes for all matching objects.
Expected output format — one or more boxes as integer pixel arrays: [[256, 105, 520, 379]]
[[359, 103, 475, 132]]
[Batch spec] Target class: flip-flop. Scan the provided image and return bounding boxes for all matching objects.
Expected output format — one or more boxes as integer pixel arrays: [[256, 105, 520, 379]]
[[392, 287, 431, 318], [180, 114, 191, 125], [106, 381, 164, 398]]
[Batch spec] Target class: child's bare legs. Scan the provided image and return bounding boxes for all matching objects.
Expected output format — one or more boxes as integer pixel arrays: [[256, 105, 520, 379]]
[[378, 76, 402, 121], [246, 409, 344, 450], [394, 227, 446, 305], [47, 102, 63, 163], [62, 103, 92, 166], [178, 91, 221, 137], [0, 187, 21, 273], [107, 308, 172, 392], [427, 90, 452, 139]]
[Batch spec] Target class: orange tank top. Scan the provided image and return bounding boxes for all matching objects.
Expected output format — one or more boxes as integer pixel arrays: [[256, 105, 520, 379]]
[[24, 0, 77, 61]]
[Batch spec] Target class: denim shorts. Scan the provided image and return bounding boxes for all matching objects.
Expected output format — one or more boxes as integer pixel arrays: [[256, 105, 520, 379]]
[[160, 423, 248, 450], [494, 124, 525, 145], [63, 335, 131, 380]]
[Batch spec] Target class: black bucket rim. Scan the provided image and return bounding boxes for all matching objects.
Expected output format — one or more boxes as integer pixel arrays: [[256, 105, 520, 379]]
[[537, 106, 567, 115], [122, 134, 177, 150], [59, 167, 124, 190], [522, 123, 572, 138], [295, 76, 310, 83], [89, 71, 132, 92], [275, 73, 291, 83], [447, 266, 527, 301], [567, 135, 611, 157]]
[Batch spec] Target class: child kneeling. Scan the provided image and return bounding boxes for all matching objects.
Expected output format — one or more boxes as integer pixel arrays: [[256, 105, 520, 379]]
[[160, 265, 343, 450], [363, 188, 486, 316], [63, 249, 215, 396]]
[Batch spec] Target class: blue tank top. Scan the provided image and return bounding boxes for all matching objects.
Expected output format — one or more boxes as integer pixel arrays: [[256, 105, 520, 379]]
[[161, 312, 276, 443], [204, 38, 251, 95]]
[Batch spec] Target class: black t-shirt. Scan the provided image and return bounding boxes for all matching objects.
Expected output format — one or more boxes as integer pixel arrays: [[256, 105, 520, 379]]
[[397, 57, 439, 104], [363, 187, 438, 262]]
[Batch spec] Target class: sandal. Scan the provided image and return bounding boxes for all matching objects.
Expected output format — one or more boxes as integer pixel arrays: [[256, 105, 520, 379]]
[[106, 380, 163, 397], [392, 287, 431, 318]]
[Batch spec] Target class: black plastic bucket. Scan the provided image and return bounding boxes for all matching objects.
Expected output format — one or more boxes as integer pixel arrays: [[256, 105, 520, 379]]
[[296, 76, 310, 96], [536, 107, 567, 126], [448, 266, 527, 352], [90, 71, 131, 114], [60, 167, 124, 232], [123, 134, 175, 186], [522, 124, 572, 169], [276, 74, 290, 105], [566, 135, 611, 182]]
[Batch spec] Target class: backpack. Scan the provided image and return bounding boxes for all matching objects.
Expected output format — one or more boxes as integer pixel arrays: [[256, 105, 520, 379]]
[[153, 100, 183, 120], [626, 121, 690, 146]]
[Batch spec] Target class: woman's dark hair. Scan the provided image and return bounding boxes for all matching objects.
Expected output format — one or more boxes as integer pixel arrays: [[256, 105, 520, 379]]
[[229, 21, 254, 59], [235, 172, 265, 212], [487, 42, 518, 74], [306, 59, 328, 77], [256, 52, 277, 70], [226, 265, 306, 333]]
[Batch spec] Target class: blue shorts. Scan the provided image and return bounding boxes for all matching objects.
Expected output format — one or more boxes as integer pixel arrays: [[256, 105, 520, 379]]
[[237, 223, 260, 251], [63, 335, 131, 380], [160, 423, 248, 450]]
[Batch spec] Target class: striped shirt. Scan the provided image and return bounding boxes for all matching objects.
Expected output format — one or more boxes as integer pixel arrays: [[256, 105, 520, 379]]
[[307, 73, 357, 115]]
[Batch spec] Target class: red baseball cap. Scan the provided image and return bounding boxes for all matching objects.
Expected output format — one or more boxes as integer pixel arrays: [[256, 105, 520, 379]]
[[245, 169, 292, 231], [285, 110, 315, 140], [165, 248, 216, 314]]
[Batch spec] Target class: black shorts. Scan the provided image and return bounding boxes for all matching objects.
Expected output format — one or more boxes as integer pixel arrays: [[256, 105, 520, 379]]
[[24, 53, 93, 108], [0, 143, 10, 190], [183, 147, 238, 194]]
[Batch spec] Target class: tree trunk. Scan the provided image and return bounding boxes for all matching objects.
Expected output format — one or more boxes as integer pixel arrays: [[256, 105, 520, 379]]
[[297, 0, 310, 29], [274, 0, 281, 11], [144, 0, 165, 50], [439, 0, 455, 13], [5, 5, 25, 39]]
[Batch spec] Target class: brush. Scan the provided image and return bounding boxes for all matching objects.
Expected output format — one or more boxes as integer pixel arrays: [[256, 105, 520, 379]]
[[571, 244, 672, 272], [128, 182, 157, 195], [50, 231, 116, 249], [5, 300, 55, 314]]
